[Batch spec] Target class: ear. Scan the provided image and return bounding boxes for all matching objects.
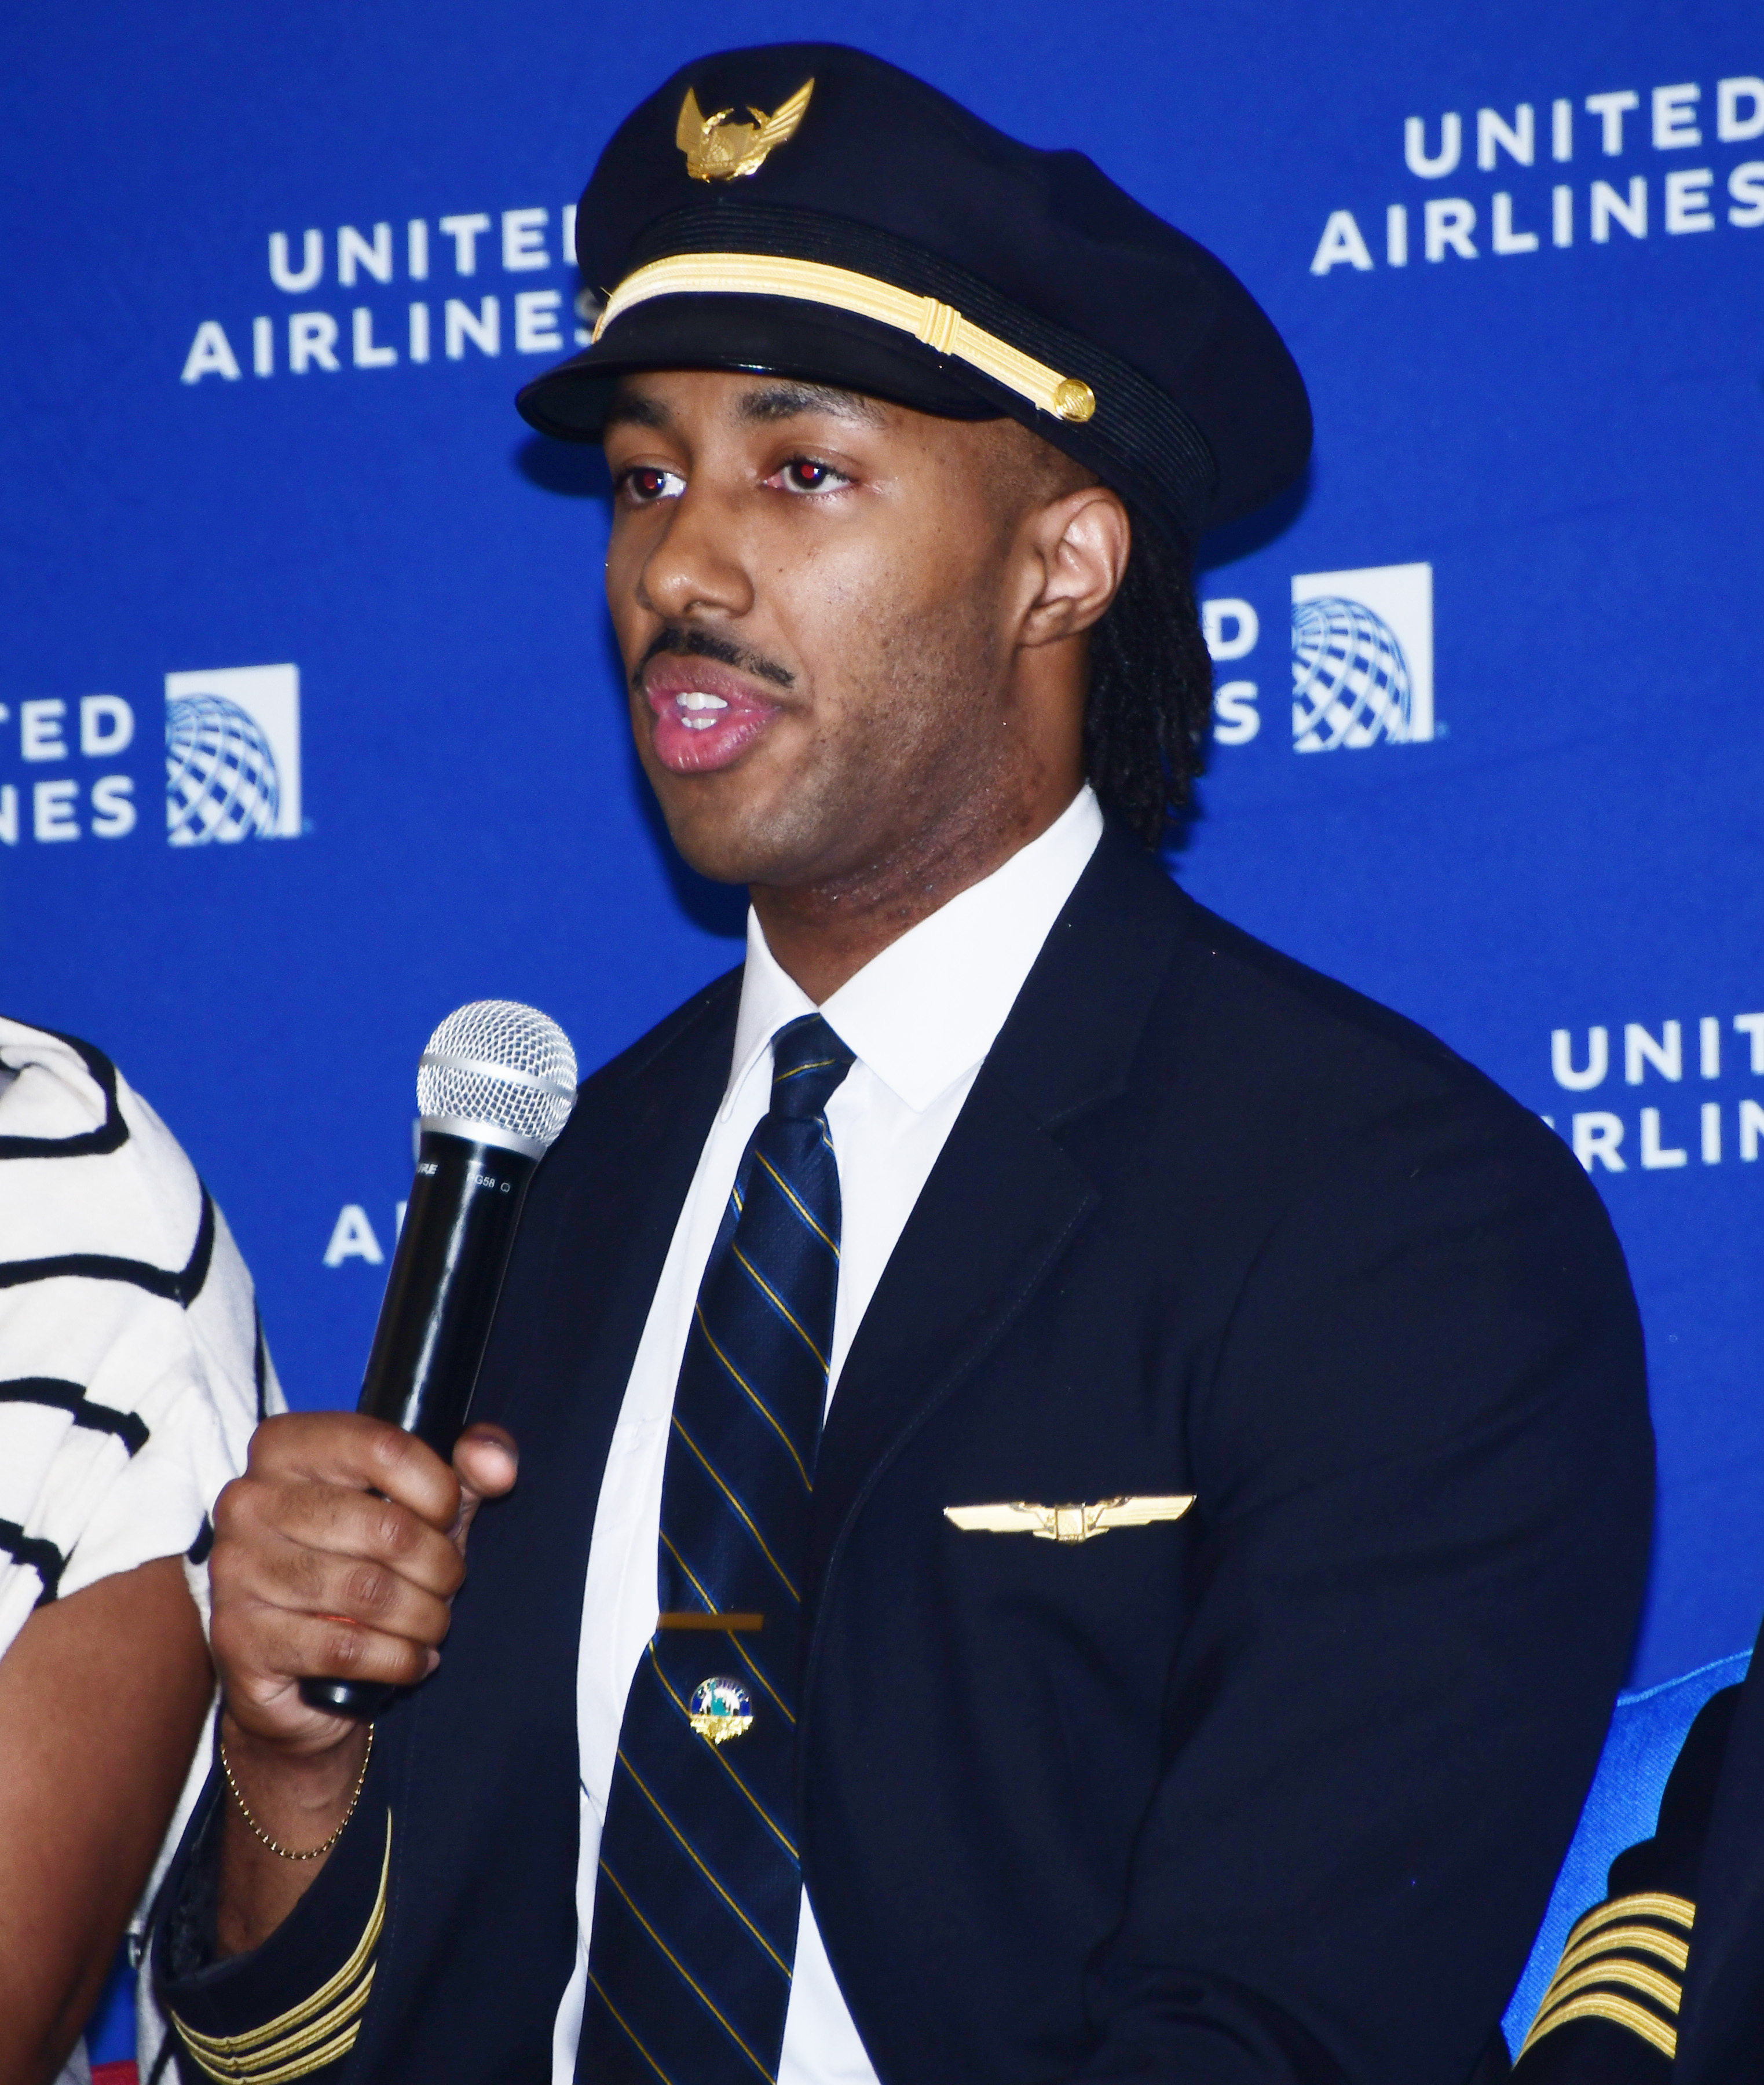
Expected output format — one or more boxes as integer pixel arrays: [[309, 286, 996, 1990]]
[[1016, 487, 1131, 649]]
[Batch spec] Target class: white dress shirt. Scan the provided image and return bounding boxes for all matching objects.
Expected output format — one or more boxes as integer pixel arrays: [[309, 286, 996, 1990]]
[[551, 785, 1106, 2083]]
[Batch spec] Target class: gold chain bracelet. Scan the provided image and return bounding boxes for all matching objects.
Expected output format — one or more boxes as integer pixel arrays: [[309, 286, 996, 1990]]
[[219, 1724, 375, 1861]]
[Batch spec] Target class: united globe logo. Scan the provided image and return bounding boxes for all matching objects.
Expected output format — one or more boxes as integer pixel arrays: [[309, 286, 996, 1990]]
[[166, 697, 280, 840], [163, 664, 302, 844], [1290, 564, 1434, 752], [1292, 597, 1412, 748]]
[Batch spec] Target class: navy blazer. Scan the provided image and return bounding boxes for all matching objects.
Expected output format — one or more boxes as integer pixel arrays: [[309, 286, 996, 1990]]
[[158, 828, 1653, 2084], [1674, 1607, 1764, 2081]]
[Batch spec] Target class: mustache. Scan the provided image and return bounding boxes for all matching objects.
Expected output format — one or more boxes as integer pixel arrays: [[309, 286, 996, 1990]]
[[633, 624, 795, 693]]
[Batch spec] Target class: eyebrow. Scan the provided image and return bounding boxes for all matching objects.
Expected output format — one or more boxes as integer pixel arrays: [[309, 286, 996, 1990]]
[[601, 378, 887, 434], [602, 389, 669, 430], [735, 381, 887, 427]]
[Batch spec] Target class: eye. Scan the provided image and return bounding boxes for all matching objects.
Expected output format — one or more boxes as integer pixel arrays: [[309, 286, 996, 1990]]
[[620, 465, 686, 504], [767, 456, 850, 495]]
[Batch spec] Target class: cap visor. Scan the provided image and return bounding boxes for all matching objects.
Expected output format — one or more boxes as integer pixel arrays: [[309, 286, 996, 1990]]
[[515, 294, 1008, 440]]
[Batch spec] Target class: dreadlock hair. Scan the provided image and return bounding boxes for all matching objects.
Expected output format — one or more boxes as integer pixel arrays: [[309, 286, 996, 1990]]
[[1083, 506, 1214, 847]]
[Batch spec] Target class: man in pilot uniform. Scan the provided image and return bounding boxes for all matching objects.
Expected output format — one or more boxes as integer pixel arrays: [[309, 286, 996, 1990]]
[[154, 43, 1653, 2085]]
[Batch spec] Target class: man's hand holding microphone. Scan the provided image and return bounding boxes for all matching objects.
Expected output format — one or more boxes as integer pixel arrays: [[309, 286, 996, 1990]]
[[205, 1003, 575, 1955]]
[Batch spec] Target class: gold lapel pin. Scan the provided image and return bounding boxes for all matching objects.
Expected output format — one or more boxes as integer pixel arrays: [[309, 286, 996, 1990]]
[[943, 1495, 1196, 1545]]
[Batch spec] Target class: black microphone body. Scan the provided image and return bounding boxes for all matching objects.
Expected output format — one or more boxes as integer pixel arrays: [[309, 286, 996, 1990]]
[[297, 998, 577, 1721], [300, 1132, 538, 1718], [357, 1130, 536, 1448]]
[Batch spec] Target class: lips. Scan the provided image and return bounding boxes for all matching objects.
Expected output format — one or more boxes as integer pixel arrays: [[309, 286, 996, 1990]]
[[642, 656, 784, 775]]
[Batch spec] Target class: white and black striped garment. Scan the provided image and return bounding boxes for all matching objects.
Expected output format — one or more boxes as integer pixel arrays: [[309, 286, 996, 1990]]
[[0, 1014, 281, 2085]]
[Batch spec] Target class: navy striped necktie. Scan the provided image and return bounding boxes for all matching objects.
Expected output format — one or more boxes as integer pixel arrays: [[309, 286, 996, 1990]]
[[580, 1013, 855, 2085]]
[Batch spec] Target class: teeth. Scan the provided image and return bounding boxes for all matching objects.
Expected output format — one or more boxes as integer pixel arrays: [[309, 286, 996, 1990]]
[[676, 691, 728, 712]]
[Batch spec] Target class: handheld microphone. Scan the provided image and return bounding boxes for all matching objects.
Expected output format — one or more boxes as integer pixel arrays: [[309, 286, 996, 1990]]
[[300, 999, 577, 1718]]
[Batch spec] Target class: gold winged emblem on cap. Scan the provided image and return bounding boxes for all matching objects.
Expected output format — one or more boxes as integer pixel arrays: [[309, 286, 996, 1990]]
[[676, 78, 814, 182], [943, 1495, 1196, 1545]]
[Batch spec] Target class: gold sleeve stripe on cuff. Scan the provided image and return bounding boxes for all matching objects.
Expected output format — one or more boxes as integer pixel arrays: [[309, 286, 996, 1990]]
[[1553, 1920, 1692, 1979], [174, 1980, 374, 2085], [1531, 1954, 1682, 2020], [170, 1808, 391, 2081], [1520, 1955, 1682, 2064], [1518, 1989, 1679, 2062], [592, 252, 1099, 424], [1564, 1890, 1696, 1952]]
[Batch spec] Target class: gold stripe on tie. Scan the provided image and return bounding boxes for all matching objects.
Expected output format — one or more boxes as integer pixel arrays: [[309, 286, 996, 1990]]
[[669, 1416, 802, 1601], [943, 1495, 1196, 1543], [596, 1861, 778, 2084], [614, 1749, 794, 1978], [587, 1973, 682, 2085], [730, 1245, 830, 1373], [692, 1304, 811, 1488], [754, 1151, 839, 1255]]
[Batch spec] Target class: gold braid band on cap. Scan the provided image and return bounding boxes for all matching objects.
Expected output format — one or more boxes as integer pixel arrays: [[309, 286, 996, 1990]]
[[592, 251, 1098, 423], [171, 1810, 391, 2084]]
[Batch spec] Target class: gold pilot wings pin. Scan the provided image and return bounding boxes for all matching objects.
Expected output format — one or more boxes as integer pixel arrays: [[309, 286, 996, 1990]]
[[943, 1495, 1196, 1545], [677, 79, 815, 182]]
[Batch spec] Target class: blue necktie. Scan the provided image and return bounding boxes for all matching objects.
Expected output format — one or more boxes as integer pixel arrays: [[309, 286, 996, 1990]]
[[580, 1013, 855, 2085]]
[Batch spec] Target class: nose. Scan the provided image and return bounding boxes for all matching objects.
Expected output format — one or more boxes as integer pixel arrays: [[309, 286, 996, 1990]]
[[634, 484, 755, 626]]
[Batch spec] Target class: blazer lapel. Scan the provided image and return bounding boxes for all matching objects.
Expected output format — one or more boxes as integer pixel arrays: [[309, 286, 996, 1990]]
[[356, 970, 745, 2079], [804, 828, 1190, 1636], [475, 965, 746, 1488]]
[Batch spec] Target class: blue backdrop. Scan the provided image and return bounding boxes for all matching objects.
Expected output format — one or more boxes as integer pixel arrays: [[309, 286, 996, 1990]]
[[6, 0, 1761, 1736]]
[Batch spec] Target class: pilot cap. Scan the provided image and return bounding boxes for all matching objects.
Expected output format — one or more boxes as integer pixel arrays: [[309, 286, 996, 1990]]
[[517, 43, 1311, 547]]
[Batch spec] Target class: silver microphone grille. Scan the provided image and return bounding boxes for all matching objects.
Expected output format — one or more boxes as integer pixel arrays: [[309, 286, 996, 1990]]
[[416, 1000, 579, 1158]]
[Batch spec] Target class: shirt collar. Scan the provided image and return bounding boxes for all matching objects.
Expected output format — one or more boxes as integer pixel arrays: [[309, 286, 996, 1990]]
[[724, 785, 1105, 1117]]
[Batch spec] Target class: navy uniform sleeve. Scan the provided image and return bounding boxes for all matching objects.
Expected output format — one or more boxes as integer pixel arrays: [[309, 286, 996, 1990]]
[[1075, 1092, 1654, 2084], [1513, 1687, 1741, 2080], [151, 1750, 392, 2085]]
